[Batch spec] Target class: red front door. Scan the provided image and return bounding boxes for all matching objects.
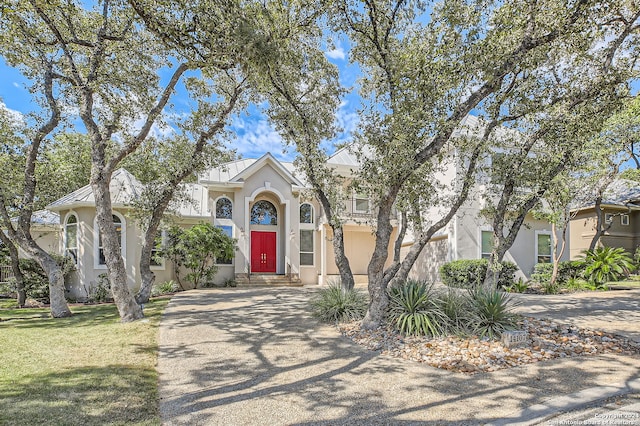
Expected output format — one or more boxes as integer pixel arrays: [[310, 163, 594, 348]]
[[251, 231, 277, 273]]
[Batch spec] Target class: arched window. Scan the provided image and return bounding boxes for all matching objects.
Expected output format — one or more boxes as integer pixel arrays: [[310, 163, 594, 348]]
[[216, 197, 232, 219], [65, 214, 78, 264], [300, 203, 314, 224], [97, 214, 124, 266], [250, 200, 277, 225]]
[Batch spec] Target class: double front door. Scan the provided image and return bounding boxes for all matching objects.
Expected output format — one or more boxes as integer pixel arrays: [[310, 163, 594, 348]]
[[251, 231, 276, 273]]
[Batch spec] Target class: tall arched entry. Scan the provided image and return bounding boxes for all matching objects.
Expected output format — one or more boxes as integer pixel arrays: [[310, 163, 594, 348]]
[[250, 200, 278, 273]]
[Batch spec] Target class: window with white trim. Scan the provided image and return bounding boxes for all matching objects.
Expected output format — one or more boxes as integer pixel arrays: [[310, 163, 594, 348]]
[[300, 203, 314, 224], [480, 230, 493, 259], [216, 225, 233, 265], [354, 192, 369, 213], [97, 214, 124, 266], [65, 214, 78, 264], [216, 197, 232, 219], [621, 214, 630, 226], [251, 200, 277, 225], [605, 213, 614, 223], [300, 230, 314, 266], [536, 232, 552, 263]]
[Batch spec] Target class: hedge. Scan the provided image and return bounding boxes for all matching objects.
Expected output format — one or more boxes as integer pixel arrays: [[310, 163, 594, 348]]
[[440, 259, 517, 289]]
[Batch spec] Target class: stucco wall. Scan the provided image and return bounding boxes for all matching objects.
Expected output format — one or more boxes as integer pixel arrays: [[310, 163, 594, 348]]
[[455, 206, 569, 279], [404, 236, 450, 283]]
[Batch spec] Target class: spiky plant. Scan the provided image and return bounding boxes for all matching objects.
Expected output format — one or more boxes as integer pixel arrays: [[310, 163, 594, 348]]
[[309, 284, 368, 323], [387, 280, 446, 336], [468, 289, 520, 339]]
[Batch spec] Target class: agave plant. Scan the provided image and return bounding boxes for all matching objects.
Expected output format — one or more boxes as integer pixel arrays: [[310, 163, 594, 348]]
[[583, 247, 634, 287], [436, 289, 473, 335], [387, 280, 446, 336], [309, 284, 368, 323], [468, 289, 520, 339]]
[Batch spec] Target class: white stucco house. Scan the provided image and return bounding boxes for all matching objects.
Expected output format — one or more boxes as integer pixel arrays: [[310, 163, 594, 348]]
[[24, 116, 568, 297]]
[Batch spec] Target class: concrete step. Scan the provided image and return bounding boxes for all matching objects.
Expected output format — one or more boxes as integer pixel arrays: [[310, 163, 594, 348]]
[[235, 274, 303, 287]]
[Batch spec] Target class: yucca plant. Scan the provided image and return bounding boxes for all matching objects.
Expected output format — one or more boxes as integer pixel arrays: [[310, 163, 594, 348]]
[[583, 247, 634, 287], [309, 284, 368, 323], [387, 280, 445, 336], [437, 289, 472, 335], [468, 289, 519, 339]]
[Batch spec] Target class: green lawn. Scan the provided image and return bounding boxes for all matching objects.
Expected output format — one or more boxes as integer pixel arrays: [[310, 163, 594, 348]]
[[0, 298, 170, 426]]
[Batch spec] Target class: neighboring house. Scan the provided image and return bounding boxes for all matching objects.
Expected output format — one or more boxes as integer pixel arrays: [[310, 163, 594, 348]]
[[569, 178, 640, 259]]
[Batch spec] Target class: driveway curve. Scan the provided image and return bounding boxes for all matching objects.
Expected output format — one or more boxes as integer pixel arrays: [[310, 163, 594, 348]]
[[158, 288, 640, 425]]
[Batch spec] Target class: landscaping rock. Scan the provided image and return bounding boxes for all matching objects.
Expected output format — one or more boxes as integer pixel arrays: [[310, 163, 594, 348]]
[[337, 317, 640, 375]]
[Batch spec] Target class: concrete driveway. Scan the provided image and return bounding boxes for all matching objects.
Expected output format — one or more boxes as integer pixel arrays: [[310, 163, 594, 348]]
[[158, 288, 640, 425]]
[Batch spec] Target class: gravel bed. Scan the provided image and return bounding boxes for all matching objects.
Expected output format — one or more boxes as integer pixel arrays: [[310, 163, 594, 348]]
[[338, 317, 640, 374]]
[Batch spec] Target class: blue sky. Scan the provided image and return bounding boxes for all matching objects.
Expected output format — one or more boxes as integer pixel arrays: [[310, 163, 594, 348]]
[[0, 39, 360, 163]]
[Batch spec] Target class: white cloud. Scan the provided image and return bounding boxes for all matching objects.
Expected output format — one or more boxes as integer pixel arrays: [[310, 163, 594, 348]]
[[229, 118, 293, 161], [0, 100, 25, 126], [326, 46, 346, 60], [12, 82, 20, 88]]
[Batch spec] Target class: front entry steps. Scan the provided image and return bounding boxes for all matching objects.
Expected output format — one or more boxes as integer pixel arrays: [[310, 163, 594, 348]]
[[234, 274, 303, 287]]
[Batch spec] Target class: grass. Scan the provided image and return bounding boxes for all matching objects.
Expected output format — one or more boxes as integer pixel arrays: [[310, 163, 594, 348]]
[[0, 298, 170, 426]]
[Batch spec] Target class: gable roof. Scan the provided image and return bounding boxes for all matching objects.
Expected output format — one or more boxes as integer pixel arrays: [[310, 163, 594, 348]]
[[199, 153, 305, 187], [47, 169, 143, 211]]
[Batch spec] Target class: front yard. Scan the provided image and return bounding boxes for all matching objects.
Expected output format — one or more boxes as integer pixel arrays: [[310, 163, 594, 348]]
[[0, 298, 169, 426]]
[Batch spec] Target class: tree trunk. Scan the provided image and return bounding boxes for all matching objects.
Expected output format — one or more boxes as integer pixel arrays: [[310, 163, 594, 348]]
[[362, 197, 396, 329], [18, 237, 71, 317], [135, 211, 164, 304], [330, 225, 355, 291], [0, 234, 26, 307], [92, 175, 143, 322], [589, 195, 604, 251], [550, 222, 561, 286]]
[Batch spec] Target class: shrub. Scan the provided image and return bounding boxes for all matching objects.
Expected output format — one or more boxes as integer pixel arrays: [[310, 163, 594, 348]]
[[583, 247, 634, 287], [436, 289, 472, 334], [387, 280, 446, 336], [468, 289, 520, 338], [530, 261, 586, 293], [163, 224, 236, 289], [86, 273, 112, 303], [151, 280, 181, 297], [19, 255, 75, 303], [310, 284, 367, 323], [502, 277, 529, 293], [440, 259, 517, 289]]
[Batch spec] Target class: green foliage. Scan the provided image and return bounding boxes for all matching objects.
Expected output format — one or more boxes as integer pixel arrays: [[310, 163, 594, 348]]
[[564, 278, 595, 292], [634, 246, 640, 270], [387, 280, 445, 336], [530, 261, 587, 293], [309, 284, 367, 323], [437, 289, 473, 334], [440, 259, 517, 289], [18, 255, 75, 303], [468, 289, 520, 339], [163, 224, 236, 288], [502, 277, 529, 293], [86, 274, 112, 303], [150, 280, 180, 297], [583, 247, 634, 286]]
